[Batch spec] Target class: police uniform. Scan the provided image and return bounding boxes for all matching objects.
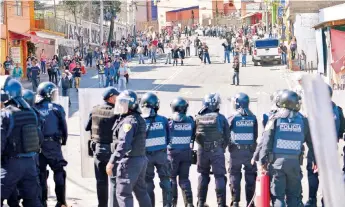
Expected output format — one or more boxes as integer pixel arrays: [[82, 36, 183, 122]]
[[195, 109, 230, 207], [35, 100, 68, 206], [85, 100, 118, 207], [305, 102, 345, 206], [110, 112, 152, 207], [259, 110, 315, 207], [1, 105, 42, 207], [228, 111, 258, 206], [167, 115, 195, 206], [144, 114, 172, 207]]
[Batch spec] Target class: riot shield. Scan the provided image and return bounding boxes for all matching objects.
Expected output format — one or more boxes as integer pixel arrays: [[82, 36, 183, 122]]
[[57, 96, 69, 119], [256, 92, 273, 135], [79, 88, 107, 178], [302, 75, 345, 207]]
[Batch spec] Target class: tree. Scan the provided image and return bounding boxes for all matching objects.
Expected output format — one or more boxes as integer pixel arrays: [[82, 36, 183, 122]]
[[63, 1, 84, 51], [34, 0, 45, 10]]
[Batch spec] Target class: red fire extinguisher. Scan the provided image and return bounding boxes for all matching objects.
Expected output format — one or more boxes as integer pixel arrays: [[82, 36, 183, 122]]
[[255, 172, 270, 207]]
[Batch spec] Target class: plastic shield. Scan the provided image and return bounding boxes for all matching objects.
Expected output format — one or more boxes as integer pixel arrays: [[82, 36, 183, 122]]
[[256, 92, 273, 135], [56, 96, 69, 119], [302, 75, 345, 207], [79, 88, 107, 178]]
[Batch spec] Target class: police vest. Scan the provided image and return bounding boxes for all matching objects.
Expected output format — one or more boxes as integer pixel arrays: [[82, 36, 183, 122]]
[[7, 106, 40, 155], [333, 104, 341, 138], [231, 114, 255, 145], [127, 113, 147, 157], [91, 105, 115, 144], [37, 103, 62, 137], [168, 117, 194, 150], [145, 115, 168, 152], [273, 115, 304, 155], [195, 112, 223, 144]]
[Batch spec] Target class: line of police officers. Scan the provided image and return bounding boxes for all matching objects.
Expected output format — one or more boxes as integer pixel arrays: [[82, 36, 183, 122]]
[[85, 83, 344, 207], [1, 75, 68, 207]]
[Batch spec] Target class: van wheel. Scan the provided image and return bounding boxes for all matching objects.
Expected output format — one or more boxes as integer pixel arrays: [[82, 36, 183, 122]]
[[254, 61, 258, 66]]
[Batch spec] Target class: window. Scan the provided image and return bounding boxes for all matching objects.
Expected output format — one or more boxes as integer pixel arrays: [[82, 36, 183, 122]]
[[0, 2, 4, 23], [15, 1, 22, 16]]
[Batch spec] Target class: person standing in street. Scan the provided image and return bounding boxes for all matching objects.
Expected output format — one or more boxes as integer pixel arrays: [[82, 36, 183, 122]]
[[222, 41, 231, 63], [228, 93, 258, 207], [168, 97, 195, 207], [203, 43, 211, 64], [165, 43, 172, 65], [184, 37, 192, 57], [140, 92, 173, 207], [106, 90, 152, 207], [72, 62, 82, 91], [232, 58, 240, 86], [86, 45, 93, 67], [40, 49, 47, 74], [194, 36, 201, 56], [35, 82, 68, 207], [117, 61, 128, 92], [195, 93, 230, 207], [3, 56, 13, 75], [61, 72, 71, 107], [241, 47, 247, 67], [137, 44, 145, 64], [97, 60, 106, 88], [86, 87, 119, 207], [105, 62, 115, 87], [12, 62, 23, 81], [30, 59, 41, 92]]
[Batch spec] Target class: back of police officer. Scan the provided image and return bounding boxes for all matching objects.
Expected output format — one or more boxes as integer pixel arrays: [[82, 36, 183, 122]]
[[168, 97, 196, 207], [85, 87, 119, 207], [227, 93, 258, 207], [305, 85, 345, 207], [106, 90, 152, 207], [35, 82, 68, 207], [195, 93, 230, 207], [0, 76, 42, 207], [258, 90, 316, 207], [140, 92, 172, 207]]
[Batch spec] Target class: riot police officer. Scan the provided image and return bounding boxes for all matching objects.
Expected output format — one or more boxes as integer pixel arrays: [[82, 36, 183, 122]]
[[258, 90, 316, 207], [195, 93, 230, 207], [262, 89, 287, 128], [35, 82, 68, 207], [305, 85, 345, 207], [228, 93, 258, 207], [168, 97, 195, 207], [140, 92, 172, 207], [85, 87, 119, 207], [0, 76, 42, 207], [106, 90, 152, 207]]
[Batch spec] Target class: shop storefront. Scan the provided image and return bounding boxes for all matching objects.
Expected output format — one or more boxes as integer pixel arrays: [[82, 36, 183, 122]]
[[8, 31, 31, 75]]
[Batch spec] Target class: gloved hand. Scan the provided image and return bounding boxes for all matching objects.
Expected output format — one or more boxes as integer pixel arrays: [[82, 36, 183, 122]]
[[61, 138, 67, 145]]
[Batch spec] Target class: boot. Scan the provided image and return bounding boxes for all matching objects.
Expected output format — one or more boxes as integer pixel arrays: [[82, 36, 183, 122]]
[[216, 189, 226, 207], [55, 185, 67, 207], [231, 201, 239, 207], [172, 182, 178, 207], [305, 197, 317, 207]]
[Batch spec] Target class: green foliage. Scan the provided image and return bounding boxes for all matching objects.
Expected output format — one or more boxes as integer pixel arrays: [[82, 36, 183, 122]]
[[34, 0, 45, 10], [27, 41, 37, 56], [63, 0, 84, 15], [92, 0, 121, 19]]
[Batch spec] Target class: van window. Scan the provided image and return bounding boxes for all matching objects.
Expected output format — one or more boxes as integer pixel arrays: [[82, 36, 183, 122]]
[[255, 39, 279, 49]]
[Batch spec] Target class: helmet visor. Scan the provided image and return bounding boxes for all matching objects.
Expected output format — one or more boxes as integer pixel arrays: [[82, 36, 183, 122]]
[[114, 93, 133, 115], [141, 107, 155, 118], [51, 89, 59, 103]]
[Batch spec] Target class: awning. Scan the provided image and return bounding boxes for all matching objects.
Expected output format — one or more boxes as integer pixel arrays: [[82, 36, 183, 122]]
[[9, 31, 31, 40], [239, 12, 261, 20], [313, 18, 345, 29]]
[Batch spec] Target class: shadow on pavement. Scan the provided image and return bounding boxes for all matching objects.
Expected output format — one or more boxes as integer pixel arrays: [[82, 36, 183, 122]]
[[237, 84, 263, 87]]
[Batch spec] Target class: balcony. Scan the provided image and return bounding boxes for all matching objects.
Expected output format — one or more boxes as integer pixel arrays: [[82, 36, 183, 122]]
[[34, 17, 67, 35]]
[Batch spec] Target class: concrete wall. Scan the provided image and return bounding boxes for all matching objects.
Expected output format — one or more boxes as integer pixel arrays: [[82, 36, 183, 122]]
[[6, 0, 31, 34]]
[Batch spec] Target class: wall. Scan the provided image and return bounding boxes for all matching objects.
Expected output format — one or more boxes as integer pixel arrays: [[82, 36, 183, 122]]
[[136, 1, 148, 28], [199, 1, 212, 24], [6, 0, 31, 34], [319, 3, 345, 24]]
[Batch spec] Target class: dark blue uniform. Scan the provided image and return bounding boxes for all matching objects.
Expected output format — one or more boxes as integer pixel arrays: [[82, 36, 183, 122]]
[[1, 106, 42, 207], [259, 110, 314, 207], [306, 103, 345, 206], [35, 100, 68, 206], [228, 112, 258, 206], [195, 110, 230, 207], [144, 114, 172, 207], [110, 112, 152, 207], [30, 66, 40, 92], [167, 115, 195, 206], [85, 102, 118, 207]]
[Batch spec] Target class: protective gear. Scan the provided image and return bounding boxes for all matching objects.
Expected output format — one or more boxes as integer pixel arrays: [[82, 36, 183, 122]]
[[1, 90, 9, 103], [195, 113, 223, 146], [91, 105, 115, 144], [230, 113, 255, 145], [0, 75, 22, 100], [328, 84, 333, 97], [333, 104, 341, 138], [114, 90, 140, 115], [233, 92, 250, 109], [170, 97, 189, 114], [140, 92, 160, 118], [201, 93, 221, 112], [36, 82, 59, 103], [145, 115, 169, 152], [23, 89, 36, 106], [168, 116, 194, 149], [273, 113, 304, 155], [276, 90, 301, 112], [102, 87, 119, 100]]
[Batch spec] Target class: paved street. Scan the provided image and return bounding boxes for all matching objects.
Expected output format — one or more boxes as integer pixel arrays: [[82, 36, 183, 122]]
[[18, 36, 343, 207]]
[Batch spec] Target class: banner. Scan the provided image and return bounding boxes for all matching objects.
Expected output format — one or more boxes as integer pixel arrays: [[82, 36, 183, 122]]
[[330, 29, 345, 86]]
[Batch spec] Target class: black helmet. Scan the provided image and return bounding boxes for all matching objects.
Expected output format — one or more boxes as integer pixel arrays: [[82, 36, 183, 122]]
[[0, 75, 22, 101], [36, 82, 59, 103], [170, 97, 189, 114], [140, 92, 160, 118], [202, 93, 221, 112], [102, 87, 120, 100], [233, 92, 250, 109], [23, 89, 36, 106], [271, 89, 289, 105], [328, 84, 333, 97], [277, 90, 301, 111], [114, 90, 140, 115]]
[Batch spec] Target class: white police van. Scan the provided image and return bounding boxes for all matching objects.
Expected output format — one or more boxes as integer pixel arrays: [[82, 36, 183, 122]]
[[252, 38, 281, 66]]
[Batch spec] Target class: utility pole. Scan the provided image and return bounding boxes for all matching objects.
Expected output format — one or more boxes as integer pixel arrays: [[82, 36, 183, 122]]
[[100, 0, 104, 45], [53, 0, 56, 18], [132, 0, 136, 44], [265, 0, 269, 34]]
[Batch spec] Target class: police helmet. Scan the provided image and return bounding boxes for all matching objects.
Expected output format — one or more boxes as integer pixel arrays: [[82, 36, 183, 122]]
[[0, 75, 22, 101], [170, 97, 189, 114], [233, 92, 250, 109], [276, 90, 301, 112], [271, 89, 289, 105], [328, 84, 333, 97], [140, 92, 160, 118], [36, 82, 59, 103], [103, 87, 120, 101], [202, 93, 221, 112], [23, 89, 36, 106], [114, 90, 140, 115]]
